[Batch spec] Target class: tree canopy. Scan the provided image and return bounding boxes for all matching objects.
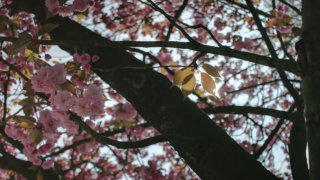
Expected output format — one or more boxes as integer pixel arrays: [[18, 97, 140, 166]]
[[0, 0, 319, 179]]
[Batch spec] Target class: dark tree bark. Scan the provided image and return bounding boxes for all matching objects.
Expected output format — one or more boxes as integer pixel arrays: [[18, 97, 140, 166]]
[[298, 0, 320, 179]]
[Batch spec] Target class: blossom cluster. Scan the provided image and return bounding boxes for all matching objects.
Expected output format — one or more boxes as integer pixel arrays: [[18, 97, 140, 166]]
[[45, 0, 94, 17], [275, 6, 295, 33], [73, 53, 99, 71], [5, 62, 106, 167], [31, 63, 66, 94]]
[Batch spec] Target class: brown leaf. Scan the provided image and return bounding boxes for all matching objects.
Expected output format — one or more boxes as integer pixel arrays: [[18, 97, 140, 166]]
[[201, 72, 216, 94], [31, 130, 43, 145], [19, 121, 34, 128], [202, 64, 221, 78], [60, 81, 76, 95], [11, 115, 36, 123]]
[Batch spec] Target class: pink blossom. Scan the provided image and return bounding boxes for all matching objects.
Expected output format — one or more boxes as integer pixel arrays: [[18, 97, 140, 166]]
[[30, 157, 42, 166], [7, 57, 15, 64], [79, 53, 90, 65], [108, 102, 137, 120], [45, 0, 59, 14], [31, 64, 66, 94], [74, 97, 90, 117], [74, 97, 104, 118], [39, 110, 59, 132], [276, 24, 294, 33], [57, 6, 73, 17], [0, 61, 9, 71], [73, 53, 80, 63], [42, 159, 54, 169], [108, 90, 123, 102], [84, 84, 103, 100], [51, 110, 70, 123], [42, 131, 59, 145], [50, 91, 75, 110], [92, 55, 100, 63], [37, 143, 54, 155], [157, 52, 172, 65], [72, 0, 91, 12], [0, 73, 7, 81], [5, 124, 25, 141], [74, 85, 105, 118], [62, 119, 79, 134]]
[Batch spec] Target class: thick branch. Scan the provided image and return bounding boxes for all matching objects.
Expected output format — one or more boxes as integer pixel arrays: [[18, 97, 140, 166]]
[[203, 105, 295, 120], [0, 37, 298, 74], [115, 41, 298, 73]]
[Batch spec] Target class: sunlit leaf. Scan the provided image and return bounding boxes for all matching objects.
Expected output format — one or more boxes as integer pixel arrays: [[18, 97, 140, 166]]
[[11, 115, 36, 123], [76, 70, 87, 81], [202, 64, 220, 78], [182, 74, 196, 92], [25, 48, 39, 61], [19, 121, 34, 128], [201, 72, 216, 94], [195, 89, 205, 98], [173, 67, 194, 86]]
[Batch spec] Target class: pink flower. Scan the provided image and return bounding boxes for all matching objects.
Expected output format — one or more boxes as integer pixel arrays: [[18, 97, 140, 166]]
[[276, 24, 294, 33], [74, 85, 105, 118], [92, 55, 99, 63], [57, 6, 73, 17], [74, 97, 90, 117], [7, 57, 15, 64], [62, 119, 79, 134], [0, 61, 9, 71], [31, 64, 66, 94], [72, 0, 91, 12], [45, 0, 59, 14], [50, 91, 75, 110], [157, 52, 172, 65], [42, 159, 54, 169], [108, 102, 137, 120], [79, 53, 90, 65], [84, 84, 103, 100], [39, 110, 59, 132]]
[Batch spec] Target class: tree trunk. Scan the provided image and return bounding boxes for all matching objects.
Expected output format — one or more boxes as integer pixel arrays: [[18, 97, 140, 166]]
[[298, 1, 320, 179]]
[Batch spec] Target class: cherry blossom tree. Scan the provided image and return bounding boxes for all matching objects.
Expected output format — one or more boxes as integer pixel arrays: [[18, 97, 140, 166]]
[[0, 0, 317, 179]]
